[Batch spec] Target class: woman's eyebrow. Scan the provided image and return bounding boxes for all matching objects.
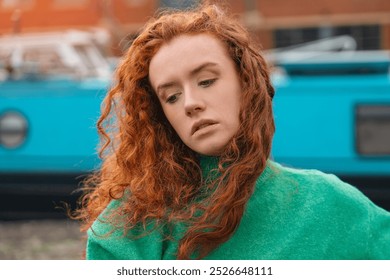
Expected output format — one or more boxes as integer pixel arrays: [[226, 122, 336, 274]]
[[190, 62, 218, 76], [155, 62, 218, 95], [156, 81, 177, 96]]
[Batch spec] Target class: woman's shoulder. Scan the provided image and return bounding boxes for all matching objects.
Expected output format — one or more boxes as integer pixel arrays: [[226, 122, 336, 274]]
[[253, 160, 390, 224], [88, 198, 123, 237], [239, 160, 390, 260], [86, 198, 172, 259], [263, 160, 372, 205]]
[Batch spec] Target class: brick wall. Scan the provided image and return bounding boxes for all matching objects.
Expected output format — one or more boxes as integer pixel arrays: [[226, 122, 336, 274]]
[[1, 0, 389, 49]]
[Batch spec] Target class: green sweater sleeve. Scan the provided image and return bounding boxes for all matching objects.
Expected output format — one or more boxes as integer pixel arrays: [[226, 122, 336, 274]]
[[86, 198, 169, 260], [315, 172, 390, 259], [367, 202, 390, 259], [87, 226, 164, 259], [86, 236, 117, 259]]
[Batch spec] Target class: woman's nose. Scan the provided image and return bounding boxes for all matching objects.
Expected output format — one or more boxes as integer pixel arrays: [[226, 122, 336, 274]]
[[184, 88, 205, 116]]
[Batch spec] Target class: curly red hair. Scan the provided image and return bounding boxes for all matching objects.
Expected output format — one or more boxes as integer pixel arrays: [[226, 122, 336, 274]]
[[76, 4, 275, 259]]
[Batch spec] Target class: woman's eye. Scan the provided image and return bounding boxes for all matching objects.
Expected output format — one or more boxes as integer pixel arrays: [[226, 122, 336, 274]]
[[199, 78, 216, 88], [166, 94, 179, 104]]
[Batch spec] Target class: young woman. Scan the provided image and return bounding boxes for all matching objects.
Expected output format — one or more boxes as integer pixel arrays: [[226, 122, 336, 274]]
[[76, 4, 390, 260]]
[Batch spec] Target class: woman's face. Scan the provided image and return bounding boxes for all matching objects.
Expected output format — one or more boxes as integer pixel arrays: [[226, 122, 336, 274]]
[[149, 33, 241, 156]]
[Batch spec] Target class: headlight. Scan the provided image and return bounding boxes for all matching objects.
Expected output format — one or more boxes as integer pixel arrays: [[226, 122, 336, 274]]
[[0, 111, 28, 148]]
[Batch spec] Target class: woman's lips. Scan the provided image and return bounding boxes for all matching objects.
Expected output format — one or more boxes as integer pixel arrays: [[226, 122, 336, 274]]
[[191, 120, 218, 135]]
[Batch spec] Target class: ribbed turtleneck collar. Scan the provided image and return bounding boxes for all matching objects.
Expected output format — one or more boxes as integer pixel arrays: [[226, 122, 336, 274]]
[[198, 155, 220, 185], [198, 154, 274, 186], [199, 155, 219, 174]]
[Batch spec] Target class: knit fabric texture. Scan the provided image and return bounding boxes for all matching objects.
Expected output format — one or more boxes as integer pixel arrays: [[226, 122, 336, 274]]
[[86, 158, 390, 259]]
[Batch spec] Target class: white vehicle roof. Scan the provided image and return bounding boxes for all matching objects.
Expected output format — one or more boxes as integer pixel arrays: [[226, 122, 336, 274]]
[[0, 29, 112, 81]]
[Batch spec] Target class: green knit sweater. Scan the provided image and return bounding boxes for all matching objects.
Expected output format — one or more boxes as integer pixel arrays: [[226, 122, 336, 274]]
[[86, 158, 390, 259]]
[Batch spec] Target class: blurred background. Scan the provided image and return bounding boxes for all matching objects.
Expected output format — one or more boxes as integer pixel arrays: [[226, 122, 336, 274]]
[[0, 0, 389, 259]]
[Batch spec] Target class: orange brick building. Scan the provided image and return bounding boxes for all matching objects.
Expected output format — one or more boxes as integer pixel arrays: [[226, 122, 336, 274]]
[[1, 0, 389, 54]]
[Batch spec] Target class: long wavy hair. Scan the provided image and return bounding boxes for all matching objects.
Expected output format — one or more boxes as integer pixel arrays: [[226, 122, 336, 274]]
[[75, 4, 275, 259]]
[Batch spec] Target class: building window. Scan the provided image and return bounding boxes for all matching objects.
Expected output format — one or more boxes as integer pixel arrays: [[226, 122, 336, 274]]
[[159, 0, 199, 10], [273, 25, 381, 50]]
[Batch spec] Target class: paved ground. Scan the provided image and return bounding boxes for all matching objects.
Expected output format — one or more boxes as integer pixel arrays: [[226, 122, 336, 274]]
[[0, 219, 84, 260]]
